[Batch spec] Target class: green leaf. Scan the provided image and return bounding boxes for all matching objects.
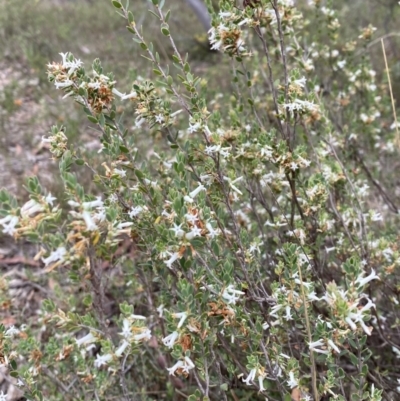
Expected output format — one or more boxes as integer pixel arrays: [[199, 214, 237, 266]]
[[128, 11, 134, 23], [87, 115, 98, 123], [165, 9, 171, 22], [161, 24, 170, 36], [112, 0, 122, 8], [75, 159, 85, 166]]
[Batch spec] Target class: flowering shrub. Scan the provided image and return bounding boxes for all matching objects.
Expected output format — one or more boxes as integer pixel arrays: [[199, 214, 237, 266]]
[[1, 0, 400, 400]]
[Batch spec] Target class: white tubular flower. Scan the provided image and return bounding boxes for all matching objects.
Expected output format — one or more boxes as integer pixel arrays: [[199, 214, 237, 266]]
[[223, 176, 243, 195], [133, 328, 152, 342], [243, 368, 256, 386], [189, 184, 206, 199], [167, 360, 185, 376], [185, 226, 202, 240], [206, 222, 220, 239], [131, 314, 147, 320], [0, 215, 19, 236], [345, 316, 357, 331], [162, 331, 179, 348], [120, 319, 132, 339], [82, 197, 103, 210], [309, 339, 325, 350], [183, 356, 195, 372], [285, 305, 293, 321], [42, 247, 67, 267], [21, 199, 44, 218], [173, 312, 188, 328], [55, 79, 74, 89], [166, 358, 194, 376], [327, 339, 341, 354], [262, 322, 270, 330], [258, 373, 266, 392], [115, 340, 130, 357], [164, 252, 180, 269], [157, 304, 164, 318], [287, 371, 298, 389], [129, 206, 143, 218], [76, 332, 97, 347], [117, 222, 133, 230], [355, 269, 379, 287], [170, 223, 185, 238], [82, 210, 98, 231], [94, 353, 113, 368], [4, 326, 20, 338], [222, 285, 245, 305], [113, 168, 126, 178]]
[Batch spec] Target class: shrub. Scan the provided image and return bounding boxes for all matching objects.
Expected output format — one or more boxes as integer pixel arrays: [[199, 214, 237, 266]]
[[0, 0, 399, 400]]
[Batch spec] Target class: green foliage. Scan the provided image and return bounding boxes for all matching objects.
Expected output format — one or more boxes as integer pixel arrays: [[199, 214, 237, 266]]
[[0, 0, 399, 401]]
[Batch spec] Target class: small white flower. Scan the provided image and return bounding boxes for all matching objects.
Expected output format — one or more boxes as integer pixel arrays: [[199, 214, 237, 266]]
[[157, 304, 164, 317], [309, 339, 325, 350], [155, 114, 164, 124], [76, 332, 97, 347], [120, 319, 132, 339], [94, 353, 113, 368], [327, 339, 341, 354], [114, 168, 126, 178], [173, 312, 188, 328], [222, 285, 245, 305], [167, 357, 194, 376], [287, 371, 298, 389], [188, 122, 201, 133], [0, 391, 7, 401], [0, 215, 19, 236], [285, 305, 293, 321], [82, 210, 98, 231], [170, 223, 185, 238], [83, 197, 103, 210], [42, 247, 67, 267], [55, 79, 74, 89], [258, 373, 266, 392], [21, 199, 44, 218], [129, 206, 143, 218], [185, 226, 202, 240], [45, 193, 56, 206], [164, 251, 180, 269], [167, 360, 185, 376], [5, 325, 20, 337], [133, 328, 152, 342], [355, 269, 379, 287], [115, 340, 130, 357], [162, 331, 179, 348], [206, 222, 220, 239], [243, 368, 256, 385], [131, 314, 147, 320], [189, 184, 206, 199], [117, 222, 133, 229]]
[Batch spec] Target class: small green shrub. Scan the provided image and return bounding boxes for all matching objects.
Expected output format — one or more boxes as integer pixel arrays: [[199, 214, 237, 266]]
[[0, 1, 399, 400]]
